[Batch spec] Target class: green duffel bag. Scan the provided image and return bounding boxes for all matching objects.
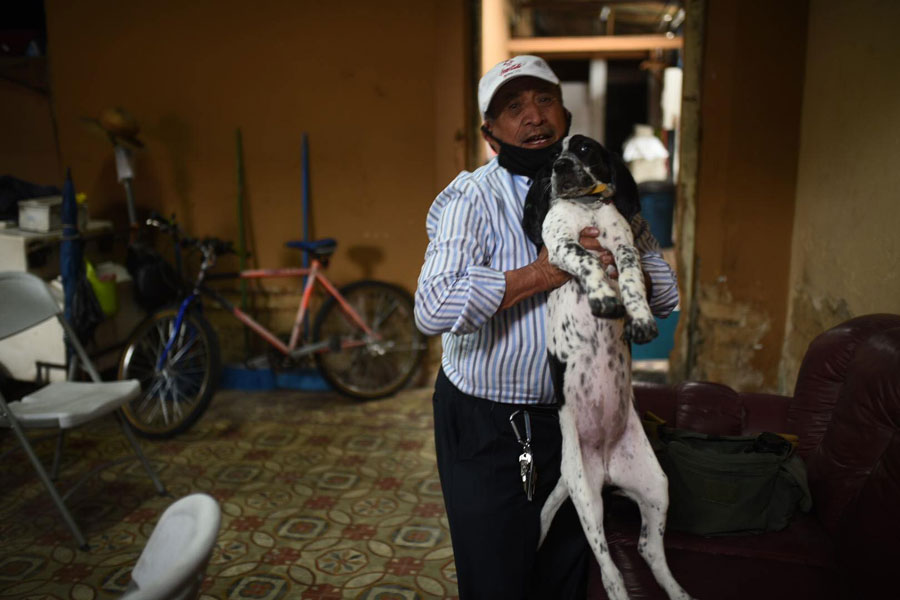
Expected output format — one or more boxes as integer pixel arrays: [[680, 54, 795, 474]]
[[654, 428, 813, 536]]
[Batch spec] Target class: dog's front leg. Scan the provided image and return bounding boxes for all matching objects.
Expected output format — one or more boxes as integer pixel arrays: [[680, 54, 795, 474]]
[[542, 202, 623, 318], [592, 205, 658, 344]]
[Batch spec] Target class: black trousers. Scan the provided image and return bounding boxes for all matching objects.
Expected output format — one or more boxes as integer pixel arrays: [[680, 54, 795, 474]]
[[433, 368, 589, 600]]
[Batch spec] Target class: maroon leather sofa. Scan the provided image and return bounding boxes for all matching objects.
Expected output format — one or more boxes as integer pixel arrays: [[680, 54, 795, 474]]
[[589, 313, 900, 600]]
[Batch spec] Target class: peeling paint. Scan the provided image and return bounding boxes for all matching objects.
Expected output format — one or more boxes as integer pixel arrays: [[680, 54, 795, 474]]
[[778, 287, 852, 393], [691, 281, 770, 390]]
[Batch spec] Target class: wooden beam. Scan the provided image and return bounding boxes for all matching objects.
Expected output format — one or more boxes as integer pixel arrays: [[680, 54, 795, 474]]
[[507, 34, 682, 56]]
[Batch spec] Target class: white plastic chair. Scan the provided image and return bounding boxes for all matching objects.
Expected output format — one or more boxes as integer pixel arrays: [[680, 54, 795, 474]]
[[119, 493, 221, 600], [0, 271, 166, 549]]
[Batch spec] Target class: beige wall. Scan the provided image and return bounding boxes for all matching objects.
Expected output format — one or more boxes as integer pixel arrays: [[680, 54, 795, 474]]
[[11, 1, 467, 295], [0, 1, 468, 361], [0, 61, 61, 185], [688, 0, 808, 391], [779, 0, 900, 389]]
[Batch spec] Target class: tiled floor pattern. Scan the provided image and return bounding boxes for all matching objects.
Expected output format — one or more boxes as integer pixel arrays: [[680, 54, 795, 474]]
[[0, 386, 458, 599]]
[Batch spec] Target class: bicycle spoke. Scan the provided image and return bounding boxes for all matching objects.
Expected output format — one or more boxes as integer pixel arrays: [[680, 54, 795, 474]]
[[370, 296, 401, 331], [169, 371, 203, 394], [168, 330, 200, 364]]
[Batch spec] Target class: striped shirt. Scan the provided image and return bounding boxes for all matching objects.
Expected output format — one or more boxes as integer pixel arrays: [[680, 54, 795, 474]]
[[415, 157, 678, 405]]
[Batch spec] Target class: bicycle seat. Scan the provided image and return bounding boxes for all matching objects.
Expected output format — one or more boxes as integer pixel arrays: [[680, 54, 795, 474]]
[[286, 238, 338, 258]]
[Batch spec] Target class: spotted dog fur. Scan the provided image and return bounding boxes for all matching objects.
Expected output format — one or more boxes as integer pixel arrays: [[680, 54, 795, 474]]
[[523, 135, 692, 600]]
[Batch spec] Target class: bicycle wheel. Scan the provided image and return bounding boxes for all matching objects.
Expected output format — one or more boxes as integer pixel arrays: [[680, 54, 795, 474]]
[[313, 280, 426, 399], [118, 307, 221, 438]]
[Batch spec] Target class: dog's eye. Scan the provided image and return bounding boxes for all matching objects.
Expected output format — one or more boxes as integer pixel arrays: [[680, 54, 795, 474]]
[[579, 142, 591, 154]]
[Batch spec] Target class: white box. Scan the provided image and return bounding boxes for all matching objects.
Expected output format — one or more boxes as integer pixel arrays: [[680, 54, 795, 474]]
[[19, 196, 63, 232], [18, 196, 87, 232]]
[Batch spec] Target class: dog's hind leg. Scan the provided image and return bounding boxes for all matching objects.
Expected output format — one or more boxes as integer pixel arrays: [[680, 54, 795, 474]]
[[570, 449, 630, 600], [554, 408, 630, 600], [608, 410, 694, 600]]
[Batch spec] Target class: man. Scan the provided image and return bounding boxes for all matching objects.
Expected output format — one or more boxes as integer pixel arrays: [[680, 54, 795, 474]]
[[415, 55, 678, 599]]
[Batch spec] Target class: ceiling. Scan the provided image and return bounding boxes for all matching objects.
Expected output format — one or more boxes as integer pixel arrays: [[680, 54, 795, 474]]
[[510, 0, 686, 38]]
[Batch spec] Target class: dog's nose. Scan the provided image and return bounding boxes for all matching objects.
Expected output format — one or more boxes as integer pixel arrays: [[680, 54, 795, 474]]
[[553, 157, 573, 173]]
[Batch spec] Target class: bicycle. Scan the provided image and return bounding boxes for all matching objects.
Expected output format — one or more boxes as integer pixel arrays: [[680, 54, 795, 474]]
[[118, 214, 427, 438]]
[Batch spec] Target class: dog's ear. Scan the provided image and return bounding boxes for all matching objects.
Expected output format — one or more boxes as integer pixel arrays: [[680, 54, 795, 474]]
[[522, 163, 553, 248], [611, 152, 641, 221]]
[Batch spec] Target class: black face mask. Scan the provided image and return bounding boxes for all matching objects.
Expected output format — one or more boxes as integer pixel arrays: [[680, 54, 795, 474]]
[[481, 110, 572, 179]]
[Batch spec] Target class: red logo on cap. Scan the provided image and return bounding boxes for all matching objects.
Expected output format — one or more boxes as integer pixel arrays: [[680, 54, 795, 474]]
[[500, 60, 522, 77]]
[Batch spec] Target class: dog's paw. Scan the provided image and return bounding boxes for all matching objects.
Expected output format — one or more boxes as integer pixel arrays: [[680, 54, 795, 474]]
[[626, 318, 659, 344], [589, 295, 626, 319]]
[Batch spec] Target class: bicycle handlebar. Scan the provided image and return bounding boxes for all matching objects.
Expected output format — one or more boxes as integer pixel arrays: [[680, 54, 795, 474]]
[[146, 212, 235, 257]]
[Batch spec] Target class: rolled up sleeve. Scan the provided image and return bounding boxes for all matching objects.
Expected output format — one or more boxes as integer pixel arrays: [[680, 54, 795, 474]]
[[631, 214, 679, 318], [641, 251, 679, 318], [415, 184, 506, 336]]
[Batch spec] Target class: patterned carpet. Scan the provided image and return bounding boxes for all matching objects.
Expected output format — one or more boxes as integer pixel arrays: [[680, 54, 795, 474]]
[[0, 386, 459, 599]]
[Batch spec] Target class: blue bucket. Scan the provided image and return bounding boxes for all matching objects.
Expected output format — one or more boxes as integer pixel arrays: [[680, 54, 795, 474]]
[[632, 310, 679, 361], [638, 181, 675, 248]]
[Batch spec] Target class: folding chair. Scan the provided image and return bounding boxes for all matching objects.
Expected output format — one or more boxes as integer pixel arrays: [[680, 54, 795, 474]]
[[119, 493, 221, 600], [0, 271, 166, 549]]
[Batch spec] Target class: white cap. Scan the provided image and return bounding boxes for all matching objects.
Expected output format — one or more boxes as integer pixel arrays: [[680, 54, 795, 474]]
[[478, 55, 560, 117]]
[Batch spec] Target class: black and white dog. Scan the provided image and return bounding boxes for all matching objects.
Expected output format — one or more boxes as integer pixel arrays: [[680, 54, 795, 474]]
[[523, 135, 692, 600]]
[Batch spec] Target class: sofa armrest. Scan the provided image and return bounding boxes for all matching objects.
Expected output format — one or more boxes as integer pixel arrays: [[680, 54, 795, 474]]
[[789, 313, 900, 457], [635, 384, 792, 437], [672, 381, 744, 434]]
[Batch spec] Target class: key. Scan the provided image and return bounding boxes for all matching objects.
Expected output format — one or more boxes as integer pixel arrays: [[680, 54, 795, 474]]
[[510, 410, 537, 501], [519, 445, 536, 501]]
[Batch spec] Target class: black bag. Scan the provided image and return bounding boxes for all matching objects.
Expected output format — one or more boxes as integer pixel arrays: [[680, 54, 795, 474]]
[[654, 427, 812, 536], [126, 241, 182, 312], [0, 175, 60, 221]]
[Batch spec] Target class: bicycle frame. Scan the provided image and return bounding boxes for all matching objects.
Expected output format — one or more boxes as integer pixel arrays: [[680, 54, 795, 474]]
[[123, 215, 425, 437], [161, 257, 378, 367]]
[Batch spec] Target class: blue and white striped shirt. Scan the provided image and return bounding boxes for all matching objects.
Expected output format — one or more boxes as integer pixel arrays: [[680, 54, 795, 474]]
[[415, 157, 678, 405]]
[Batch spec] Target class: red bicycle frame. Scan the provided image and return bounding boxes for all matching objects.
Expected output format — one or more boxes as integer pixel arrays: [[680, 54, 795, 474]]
[[203, 257, 376, 358]]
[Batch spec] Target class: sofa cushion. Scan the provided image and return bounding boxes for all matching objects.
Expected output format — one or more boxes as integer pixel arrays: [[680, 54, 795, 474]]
[[634, 382, 679, 424], [594, 496, 838, 600], [604, 495, 834, 567], [591, 535, 839, 600], [739, 392, 792, 435]]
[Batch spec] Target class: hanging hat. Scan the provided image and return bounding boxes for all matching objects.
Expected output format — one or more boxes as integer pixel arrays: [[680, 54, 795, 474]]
[[81, 107, 144, 148]]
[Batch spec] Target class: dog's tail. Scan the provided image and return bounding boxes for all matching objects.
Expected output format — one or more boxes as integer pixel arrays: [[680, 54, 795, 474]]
[[538, 476, 569, 548]]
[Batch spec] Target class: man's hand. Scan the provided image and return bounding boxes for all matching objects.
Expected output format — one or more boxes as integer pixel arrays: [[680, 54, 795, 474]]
[[578, 227, 618, 279], [499, 227, 618, 310]]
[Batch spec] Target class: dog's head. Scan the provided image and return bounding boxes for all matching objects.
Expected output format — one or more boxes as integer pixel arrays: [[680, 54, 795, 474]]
[[522, 135, 640, 248]]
